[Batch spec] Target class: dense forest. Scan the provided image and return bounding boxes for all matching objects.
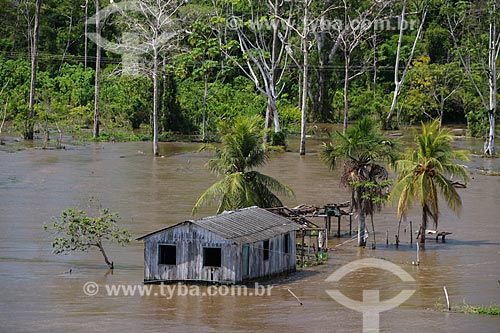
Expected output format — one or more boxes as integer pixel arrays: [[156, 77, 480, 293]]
[[0, 0, 498, 154]]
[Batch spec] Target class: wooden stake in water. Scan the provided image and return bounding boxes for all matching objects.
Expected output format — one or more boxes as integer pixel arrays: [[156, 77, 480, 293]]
[[287, 288, 303, 306], [416, 242, 420, 265], [443, 286, 451, 310], [410, 221, 413, 247]]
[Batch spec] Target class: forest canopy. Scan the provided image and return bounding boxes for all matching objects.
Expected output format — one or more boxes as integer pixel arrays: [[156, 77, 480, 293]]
[[0, 0, 497, 154]]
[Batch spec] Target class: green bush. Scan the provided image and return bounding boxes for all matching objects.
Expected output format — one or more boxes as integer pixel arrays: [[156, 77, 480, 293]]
[[466, 109, 489, 138], [270, 131, 287, 147]]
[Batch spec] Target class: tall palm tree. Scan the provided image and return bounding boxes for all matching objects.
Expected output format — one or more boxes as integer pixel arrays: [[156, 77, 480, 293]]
[[320, 117, 397, 247], [193, 116, 294, 214], [390, 120, 469, 246]]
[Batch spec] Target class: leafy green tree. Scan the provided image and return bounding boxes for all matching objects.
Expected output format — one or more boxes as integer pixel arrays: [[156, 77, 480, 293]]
[[403, 56, 462, 127], [43, 207, 131, 269], [321, 117, 396, 247], [390, 120, 469, 246], [193, 116, 294, 214]]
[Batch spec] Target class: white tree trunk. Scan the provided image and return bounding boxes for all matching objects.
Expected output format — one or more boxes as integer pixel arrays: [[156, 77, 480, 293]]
[[152, 52, 159, 156], [27, 0, 42, 140], [202, 72, 208, 141], [299, 0, 309, 156], [386, 1, 427, 127], [93, 0, 101, 139], [358, 209, 367, 247], [343, 53, 350, 134], [485, 2, 497, 155]]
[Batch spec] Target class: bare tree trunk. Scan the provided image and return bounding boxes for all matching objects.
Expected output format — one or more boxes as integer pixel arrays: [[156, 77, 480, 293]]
[[343, 52, 350, 134], [386, 1, 427, 128], [371, 212, 376, 249], [299, 0, 310, 156], [448, 0, 496, 155], [358, 209, 367, 247], [357, 189, 367, 247], [93, 0, 101, 139], [96, 242, 113, 269], [202, 72, 208, 141], [84, 0, 88, 71], [385, 0, 406, 128], [26, 0, 42, 140], [152, 52, 159, 156], [485, 4, 497, 155]]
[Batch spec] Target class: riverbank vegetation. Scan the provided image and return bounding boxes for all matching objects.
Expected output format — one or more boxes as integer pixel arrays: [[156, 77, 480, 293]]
[[0, 0, 498, 154]]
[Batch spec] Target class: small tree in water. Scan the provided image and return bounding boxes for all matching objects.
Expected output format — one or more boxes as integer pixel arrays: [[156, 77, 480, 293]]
[[43, 207, 131, 269]]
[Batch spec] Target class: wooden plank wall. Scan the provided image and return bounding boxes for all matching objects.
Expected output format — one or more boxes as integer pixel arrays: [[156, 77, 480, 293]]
[[244, 231, 297, 281], [143, 223, 238, 284], [143, 225, 297, 284]]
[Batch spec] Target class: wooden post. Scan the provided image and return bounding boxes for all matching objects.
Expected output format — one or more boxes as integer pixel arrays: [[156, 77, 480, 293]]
[[337, 215, 341, 238], [443, 286, 450, 310], [416, 242, 420, 265], [308, 233, 311, 257], [287, 288, 303, 306], [324, 216, 328, 236], [410, 221, 413, 247], [328, 215, 332, 237], [301, 230, 305, 264], [349, 213, 352, 236]]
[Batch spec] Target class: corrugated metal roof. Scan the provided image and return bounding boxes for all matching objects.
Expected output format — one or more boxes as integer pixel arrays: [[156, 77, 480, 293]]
[[137, 207, 301, 244]]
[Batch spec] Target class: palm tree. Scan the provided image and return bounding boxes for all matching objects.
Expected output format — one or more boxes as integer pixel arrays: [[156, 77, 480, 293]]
[[193, 116, 294, 214], [320, 117, 396, 247], [390, 120, 469, 246]]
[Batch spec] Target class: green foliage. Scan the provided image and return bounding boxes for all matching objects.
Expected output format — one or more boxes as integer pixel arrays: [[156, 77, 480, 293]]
[[466, 108, 489, 138], [193, 116, 294, 214], [101, 70, 152, 130], [43, 207, 131, 268], [276, 98, 301, 133], [270, 131, 287, 147], [321, 117, 397, 246], [93, 131, 147, 142], [320, 117, 398, 168], [349, 87, 390, 122], [177, 76, 266, 135], [462, 304, 500, 316], [1, 0, 497, 140]]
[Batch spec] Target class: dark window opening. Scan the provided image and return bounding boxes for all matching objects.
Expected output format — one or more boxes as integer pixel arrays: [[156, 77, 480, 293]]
[[158, 245, 176, 265], [203, 247, 222, 267], [263, 240, 270, 261], [284, 234, 290, 254]]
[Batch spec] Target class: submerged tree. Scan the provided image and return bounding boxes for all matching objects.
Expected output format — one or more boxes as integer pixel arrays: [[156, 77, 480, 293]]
[[447, 0, 499, 155], [26, 0, 42, 140], [93, 0, 185, 155], [321, 117, 396, 247], [390, 120, 469, 247], [43, 207, 131, 269], [193, 116, 294, 214]]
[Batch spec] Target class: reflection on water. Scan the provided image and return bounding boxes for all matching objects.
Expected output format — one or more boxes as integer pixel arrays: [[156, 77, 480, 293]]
[[1, 137, 500, 332]]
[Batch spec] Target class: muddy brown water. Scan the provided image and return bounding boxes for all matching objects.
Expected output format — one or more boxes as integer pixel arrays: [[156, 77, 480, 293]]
[[1, 135, 500, 332]]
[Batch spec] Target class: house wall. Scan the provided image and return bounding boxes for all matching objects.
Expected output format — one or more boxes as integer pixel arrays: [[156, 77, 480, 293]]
[[142, 225, 297, 284], [244, 231, 297, 282], [143, 223, 240, 284]]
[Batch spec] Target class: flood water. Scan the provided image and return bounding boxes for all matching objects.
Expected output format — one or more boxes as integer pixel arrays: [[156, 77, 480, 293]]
[[1, 134, 500, 332]]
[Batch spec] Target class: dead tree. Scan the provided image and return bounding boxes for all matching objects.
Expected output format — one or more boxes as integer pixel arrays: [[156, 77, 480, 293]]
[[385, 0, 428, 129]]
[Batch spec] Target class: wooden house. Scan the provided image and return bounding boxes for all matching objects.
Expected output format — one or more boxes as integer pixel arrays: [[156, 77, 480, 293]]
[[137, 207, 301, 284]]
